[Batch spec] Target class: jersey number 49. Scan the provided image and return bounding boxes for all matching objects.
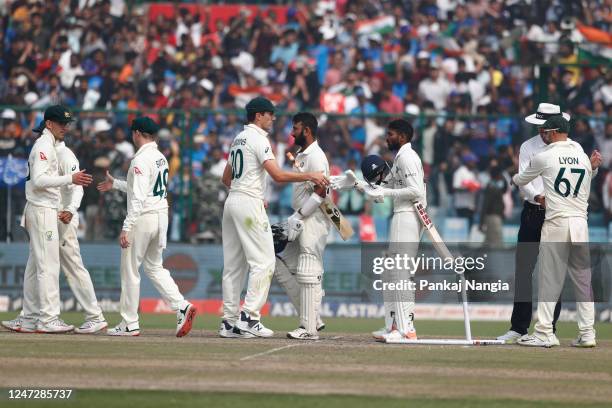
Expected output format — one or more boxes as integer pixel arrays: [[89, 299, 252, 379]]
[[153, 169, 169, 198]]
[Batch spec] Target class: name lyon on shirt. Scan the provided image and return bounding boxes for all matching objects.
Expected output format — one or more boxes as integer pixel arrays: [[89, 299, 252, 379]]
[[559, 156, 579, 165]]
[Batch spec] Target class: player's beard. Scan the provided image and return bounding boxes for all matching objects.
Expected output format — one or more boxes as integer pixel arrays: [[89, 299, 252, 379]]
[[294, 129, 306, 148], [387, 139, 400, 151]]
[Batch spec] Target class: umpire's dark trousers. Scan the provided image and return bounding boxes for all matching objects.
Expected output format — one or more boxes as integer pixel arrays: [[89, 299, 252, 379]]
[[510, 201, 561, 335]]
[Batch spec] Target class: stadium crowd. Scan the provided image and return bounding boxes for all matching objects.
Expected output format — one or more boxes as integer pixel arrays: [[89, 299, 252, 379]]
[[0, 0, 611, 243]]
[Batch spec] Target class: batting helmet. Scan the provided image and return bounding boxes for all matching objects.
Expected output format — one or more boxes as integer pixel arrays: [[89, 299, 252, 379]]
[[361, 155, 390, 185], [271, 222, 289, 254]]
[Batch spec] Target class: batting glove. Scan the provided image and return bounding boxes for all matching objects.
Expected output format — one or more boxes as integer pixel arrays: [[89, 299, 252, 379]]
[[286, 213, 304, 241], [330, 170, 367, 192], [362, 185, 386, 203]]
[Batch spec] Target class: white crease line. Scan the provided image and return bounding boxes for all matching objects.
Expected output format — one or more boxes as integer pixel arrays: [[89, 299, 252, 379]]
[[240, 344, 300, 361]]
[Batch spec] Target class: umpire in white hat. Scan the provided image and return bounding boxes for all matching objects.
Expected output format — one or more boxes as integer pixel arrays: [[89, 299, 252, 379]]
[[497, 103, 601, 343]]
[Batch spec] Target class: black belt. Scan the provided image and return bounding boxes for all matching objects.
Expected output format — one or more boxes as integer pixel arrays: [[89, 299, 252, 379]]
[[523, 201, 545, 211]]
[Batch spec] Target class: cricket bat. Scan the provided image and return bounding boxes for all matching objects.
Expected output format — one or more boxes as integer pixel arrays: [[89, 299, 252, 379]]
[[413, 201, 453, 261], [286, 152, 355, 241], [320, 197, 354, 240]]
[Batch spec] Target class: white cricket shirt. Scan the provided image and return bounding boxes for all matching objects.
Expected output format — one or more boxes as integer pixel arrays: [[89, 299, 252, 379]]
[[387, 142, 427, 213], [56, 141, 84, 226], [116, 142, 169, 231], [228, 124, 275, 200], [513, 140, 592, 220], [25, 129, 72, 209], [291, 140, 329, 210]]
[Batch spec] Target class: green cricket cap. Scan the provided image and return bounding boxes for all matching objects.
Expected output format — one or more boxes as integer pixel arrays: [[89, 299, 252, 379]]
[[245, 96, 275, 115], [131, 116, 160, 134], [33, 105, 74, 132], [541, 116, 570, 134]]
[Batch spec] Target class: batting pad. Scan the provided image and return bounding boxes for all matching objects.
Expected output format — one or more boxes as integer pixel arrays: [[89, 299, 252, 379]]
[[300, 283, 317, 334]]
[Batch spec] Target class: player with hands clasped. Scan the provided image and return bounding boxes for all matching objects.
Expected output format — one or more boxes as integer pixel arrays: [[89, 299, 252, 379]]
[[331, 119, 426, 342], [98, 117, 196, 337], [273, 113, 331, 340], [513, 116, 598, 348], [10, 105, 92, 334], [2, 136, 107, 334], [219, 98, 329, 339]]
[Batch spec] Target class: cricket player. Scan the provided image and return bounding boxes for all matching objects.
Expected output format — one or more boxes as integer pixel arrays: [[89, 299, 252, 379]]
[[273, 112, 330, 340], [1, 139, 107, 334], [12, 105, 93, 333], [331, 119, 426, 342], [219, 97, 329, 338], [98, 117, 196, 337], [513, 116, 599, 348], [497, 103, 601, 344]]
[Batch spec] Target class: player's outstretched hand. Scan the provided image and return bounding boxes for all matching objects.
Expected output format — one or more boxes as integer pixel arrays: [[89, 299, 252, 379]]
[[330, 170, 367, 192], [590, 150, 602, 170], [308, 172, 330, 188], [58, 211, 73, 224], [119, 230, 130, 249], [97, 171, 115, 192], [72, 170, 93, 186]]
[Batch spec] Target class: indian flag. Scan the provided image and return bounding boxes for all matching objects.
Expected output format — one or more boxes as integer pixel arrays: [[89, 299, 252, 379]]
[[356, 15, 395, 36], [576, 23, 612, 64]]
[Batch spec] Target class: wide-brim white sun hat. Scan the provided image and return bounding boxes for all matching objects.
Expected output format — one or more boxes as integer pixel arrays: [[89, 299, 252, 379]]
[[525, 103, 570, 125]]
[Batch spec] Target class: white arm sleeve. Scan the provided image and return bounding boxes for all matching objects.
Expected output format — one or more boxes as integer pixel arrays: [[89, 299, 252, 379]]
[[296, 192, 325, 219], [122, 163, 148, 232], [518, 143, 540, 202], [513, 153, 547, 187], [113, 179, 128, 192], [31, 146, 72, 188]]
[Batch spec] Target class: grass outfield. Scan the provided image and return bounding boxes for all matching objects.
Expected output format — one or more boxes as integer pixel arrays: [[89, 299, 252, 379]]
[[0, 312, 610, 408]]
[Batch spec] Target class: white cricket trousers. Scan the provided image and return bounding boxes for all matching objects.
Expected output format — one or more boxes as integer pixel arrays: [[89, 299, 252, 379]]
[[534, 217, 595, 339], [385, 211, 422, 335], [274, 210, 330, 333], [22, 204, 61, 324], [222, 192, 275, 322], [120, 211, 185, 325], [58, 220, 104, 321], [22, 216, 104, 322]]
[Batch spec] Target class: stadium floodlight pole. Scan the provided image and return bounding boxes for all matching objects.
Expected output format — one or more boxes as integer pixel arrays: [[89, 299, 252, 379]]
[[385, 202, 505, 346]]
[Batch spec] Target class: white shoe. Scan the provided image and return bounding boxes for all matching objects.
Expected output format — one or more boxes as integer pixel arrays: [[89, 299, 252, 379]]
[[36, 319, 74, 334], [316, 316, 326, 332], [517, 334, 559, 348], [18, 318, 38, 333], [382, 328, 418, 342], [218, 320, 255, 338], [1, 316, 23, 332], [571, 334, 596, 348], [74, 319, 108, 334], [176, 303, 197, 338], [107, 321, 140, 337], [496, 330, 524, 344], [287, 327, 319, 340], [372, 327, 391, 341], [235, 311, 274, 338]]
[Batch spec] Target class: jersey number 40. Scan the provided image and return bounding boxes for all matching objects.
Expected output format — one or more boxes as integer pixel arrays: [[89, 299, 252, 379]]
[[231, 148, 243, 180], [153, 169, 169, 198]]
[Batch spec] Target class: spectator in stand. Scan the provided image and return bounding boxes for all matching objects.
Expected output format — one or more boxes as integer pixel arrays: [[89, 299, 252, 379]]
[[480, 166, 507, 247], [453, 152, 480, 228], [0, 0, 610, 243]]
